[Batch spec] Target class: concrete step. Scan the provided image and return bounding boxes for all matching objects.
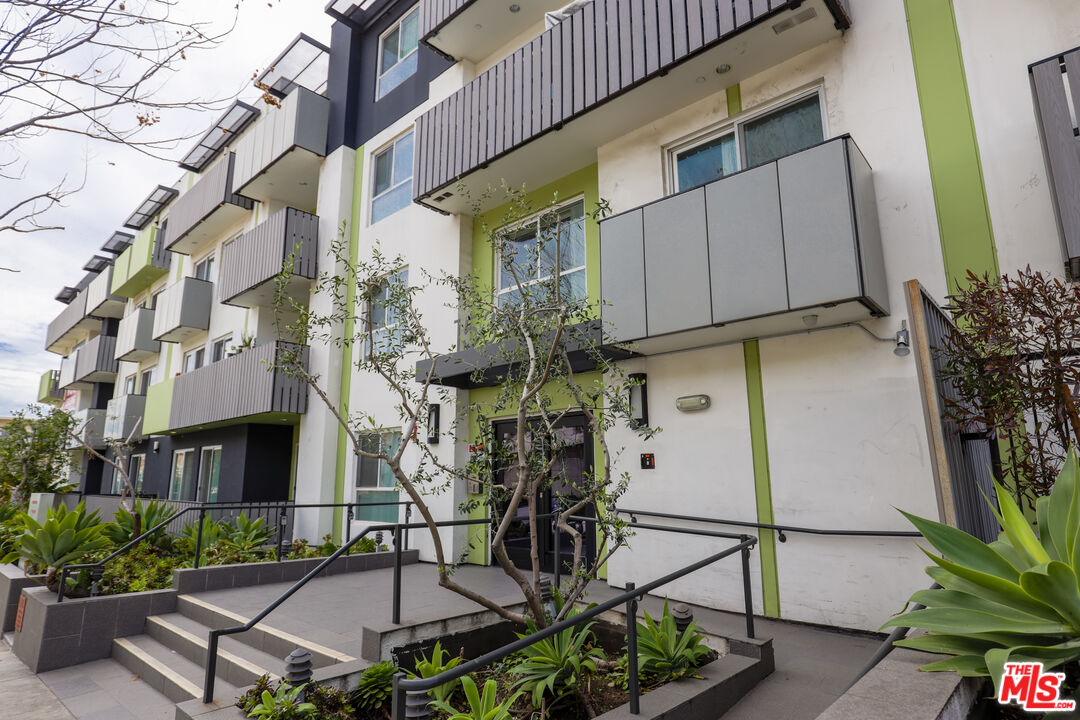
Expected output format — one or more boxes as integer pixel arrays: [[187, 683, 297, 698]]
[[176, 594, 355, 668], [145, 613, 283, 688], [111, 634, 242, 706]]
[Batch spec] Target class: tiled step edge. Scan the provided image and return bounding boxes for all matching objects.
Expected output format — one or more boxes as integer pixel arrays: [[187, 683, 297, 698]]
[[146, 615, 275, 689]]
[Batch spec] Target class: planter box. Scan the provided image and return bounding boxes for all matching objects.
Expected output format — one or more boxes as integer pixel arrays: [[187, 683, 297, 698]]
[[13, 585, 177, 672], [0, 564, 44, 633]]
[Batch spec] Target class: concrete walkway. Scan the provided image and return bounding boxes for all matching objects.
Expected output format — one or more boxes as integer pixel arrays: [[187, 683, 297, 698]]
[[0, 643, 75, 720]]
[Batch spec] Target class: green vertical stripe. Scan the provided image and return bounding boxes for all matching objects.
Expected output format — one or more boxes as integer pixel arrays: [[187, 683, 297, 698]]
[[904, 0, 998, 291], [289, 423, 300, 501], [332, 146, 364, 541], [744, 339, 781, 618], [725, 84, 741, 116]]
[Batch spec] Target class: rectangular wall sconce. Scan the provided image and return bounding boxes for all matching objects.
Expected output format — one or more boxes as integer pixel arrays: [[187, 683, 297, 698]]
[[427, 403, 440, 443], [629, 373, 648, 428]]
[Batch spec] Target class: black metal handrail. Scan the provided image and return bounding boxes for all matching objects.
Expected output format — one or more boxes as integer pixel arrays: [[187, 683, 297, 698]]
[[616, 507, 921, 542], [56, 500, 412, 602], [391, 535, 759, 718]]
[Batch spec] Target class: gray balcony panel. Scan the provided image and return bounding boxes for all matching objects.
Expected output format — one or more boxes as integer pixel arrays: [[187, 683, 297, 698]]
[[598, 210, 646, 342], [68, 409, 106, 449], [74, 334, 118, 384], [643, 187, 711, 337], [85, 266, 125, 319], [165, 153, 254, 255], [219, 207, 319, 308], [58, 352, 79, 390], [706, 163, 788, 323], [169, 342, 307, 430], [598, 136, 888, 355], [152, 277, 213, 343], [115, 307, 160, 362], [105, 394, 145, 441], [46, 289, 101, 355], [421, 0, 572, 63], [779, 141, 861, 309]]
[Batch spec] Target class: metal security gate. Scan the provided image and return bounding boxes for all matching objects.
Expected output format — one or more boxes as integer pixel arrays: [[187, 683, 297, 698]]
[[906, 280, 999, 542]]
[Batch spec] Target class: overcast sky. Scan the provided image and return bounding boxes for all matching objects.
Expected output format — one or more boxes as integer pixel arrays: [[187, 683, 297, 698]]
[[0, 1, 331, 416]]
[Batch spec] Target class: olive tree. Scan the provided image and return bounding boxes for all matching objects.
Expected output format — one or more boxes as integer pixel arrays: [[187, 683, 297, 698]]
[[0, 404, 76, 507]]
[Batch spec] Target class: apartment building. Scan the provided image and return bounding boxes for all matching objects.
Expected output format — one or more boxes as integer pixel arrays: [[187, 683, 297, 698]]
[[36, 0, 1080, 633]]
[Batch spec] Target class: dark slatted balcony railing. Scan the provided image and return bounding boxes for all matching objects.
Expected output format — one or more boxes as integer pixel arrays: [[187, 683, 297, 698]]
[[74, 334, 119, 384], [219, 207, 319, 308], [1031, 48, 1080, 278], [164, 153, 254, 255], [420, 0, 570, 63], [414, 0, 850, 213], [169, 341, 308, 430]]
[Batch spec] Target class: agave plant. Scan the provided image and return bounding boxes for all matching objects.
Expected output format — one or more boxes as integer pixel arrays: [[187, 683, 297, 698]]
[[884, 449, 1080, 694], [2, 503, 110, 590], [103, 499, 173, 548], [510, 610, 603, 709], [222, 513, 273, 553], [635, 598, 712, 682], [407, 640, 463, 703], [175, 516, 226, 556], [430, 676, 521, 720]]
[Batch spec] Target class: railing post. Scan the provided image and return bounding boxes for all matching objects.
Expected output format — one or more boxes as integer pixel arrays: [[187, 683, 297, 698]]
[[203, 630, 220, 703], [626, 581, 640, 715], [553, 518, 561, 591], [194, 508, 206, 569], [345, 506, 353, 556], [741, 538, 755, 639], [392, 525, 403, 625], [404, 502, 412, 550], [390, 672, 406, 720], [277, 505, 286, 562], [56, 567, 68, 603]]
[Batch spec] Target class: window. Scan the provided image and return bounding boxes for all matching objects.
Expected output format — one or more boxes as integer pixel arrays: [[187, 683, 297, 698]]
[[672, 90, 825, 192], [371, 131, 414, 223], [194, 254, 216, 283], [139, 368, 154, 394], [123, 374, 137, 396], [183, 346, 205, 374], [496, 200, 587, 307], [354, 431, 401, 522], [111, 453, 145, 495], [366, 269, 408, 359], [149, 289, 163, 310], [211, 334, 233, 363], [169, 449, 196, 501], [377, 7, 419, 100], [198, 446, 222, 503]]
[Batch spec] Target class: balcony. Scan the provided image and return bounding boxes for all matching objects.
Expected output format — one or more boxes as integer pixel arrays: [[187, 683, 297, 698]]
[[1031, 48, 1080, 278], [104, 393, 146, 441], [67, 408, 107, 449], [230, 87, 329, 208], [111, 225, 171, 298], [164, 153, 254, 255], [74, 334, 119, 384], [599, 136, 887, 354], [414, 0, 850, 213], [115, 307, 160, 362], [152, 277, 213, 343], [58, 352, 79, 390], [85, 265, 125, 319], [45, 289, 101, 355], [37, 370, 62, 404], [168, 341, 308, 430], [219, 207, 319, 308], [420, 0, 570, 64]]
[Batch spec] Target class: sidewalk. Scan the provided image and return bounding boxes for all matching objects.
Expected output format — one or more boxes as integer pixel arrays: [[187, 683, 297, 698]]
[[0, 643, 75, 720]]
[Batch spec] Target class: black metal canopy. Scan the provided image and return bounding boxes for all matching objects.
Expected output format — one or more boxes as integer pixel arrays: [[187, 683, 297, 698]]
[[55, 286, 78, 304], [178, 100, 260, 173], [123, 185, 179, 230], [258, 34, 330, 99], [82, 255, 111, 273], [100, 231, 134, 255]]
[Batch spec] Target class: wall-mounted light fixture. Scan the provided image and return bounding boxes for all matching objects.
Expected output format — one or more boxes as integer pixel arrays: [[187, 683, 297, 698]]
[[628, 373, 648, 428], [893, 320, 911, 357], [427, 404, 440, 444], [676, 395, 711, 412], [152, 440, 160, 454]]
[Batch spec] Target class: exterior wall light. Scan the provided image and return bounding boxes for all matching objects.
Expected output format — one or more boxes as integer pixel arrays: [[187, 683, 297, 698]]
[[509, 3, 520, 11], [427, 403, 440, 443], [628, 373, 648, 428], [676, 395, 710, 412], [894, 320, 911, 357], [716, 63, 732, 74]]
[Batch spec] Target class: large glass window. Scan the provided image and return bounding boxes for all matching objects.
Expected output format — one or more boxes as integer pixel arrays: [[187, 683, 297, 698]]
[[674, 91, 824, 192], [366, 269, 408, 359], [169, 448, 196, 501], [354, 431, 402, 522], [194, 254, 216, 283], [111, 453, 146, 494], [371, 131, 414, 223], [211, 334, 233, 363], [198, 446, 222, 503], [496, 200, 587, 307], [183, 346, 205, 374], [377, 7, 419, 100], [139, 368, 154, 394]]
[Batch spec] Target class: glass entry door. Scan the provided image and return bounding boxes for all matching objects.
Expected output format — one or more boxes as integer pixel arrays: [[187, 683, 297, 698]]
[[492, 414, 596, 574]]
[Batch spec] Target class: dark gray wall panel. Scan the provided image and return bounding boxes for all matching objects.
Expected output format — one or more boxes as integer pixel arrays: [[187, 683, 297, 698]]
[[846, 138, 889, 315], [1031, 52, 1080, 271], [706, 164, 788, 322], [779, 141, 860, 309], [643, 188, 711, 335], [600, 210, 648, 342]]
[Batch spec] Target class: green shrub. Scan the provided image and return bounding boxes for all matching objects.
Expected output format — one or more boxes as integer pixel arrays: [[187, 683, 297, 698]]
[[239, 677, 351, 720], [635, 598, 712, 683], [175, 517, 226, 560], [99, 542, 183, 594], [430, 676, 521, 720], [103, 500, 174, 549], [407, 640, 463, 703], [884, 449, 1080, 695], [246, 682, 315, 719], [510, 610, 602, 709], [351, 661, 398, 715], [0, 507, 24, 562], [222, 513, 273, 553]]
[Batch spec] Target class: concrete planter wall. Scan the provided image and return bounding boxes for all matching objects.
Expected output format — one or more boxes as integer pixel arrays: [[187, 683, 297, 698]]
[[0, 564, 44, 633]]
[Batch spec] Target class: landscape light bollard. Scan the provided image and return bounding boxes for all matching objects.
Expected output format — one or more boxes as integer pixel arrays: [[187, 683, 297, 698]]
[[284, 647, 313, 685], [539, 576, 555, 619], [671, 602, 694, 633], [404, 689, 431, 720]]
